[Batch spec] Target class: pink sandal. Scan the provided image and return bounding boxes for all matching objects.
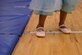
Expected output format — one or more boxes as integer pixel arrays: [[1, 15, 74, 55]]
[[35, 27, 45, 37], [59, 24, 72, 34]]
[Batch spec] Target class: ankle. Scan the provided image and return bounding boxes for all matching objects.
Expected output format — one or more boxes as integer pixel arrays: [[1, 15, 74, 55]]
[[59, 23, 64, 26], [36, 24, 44, 28]]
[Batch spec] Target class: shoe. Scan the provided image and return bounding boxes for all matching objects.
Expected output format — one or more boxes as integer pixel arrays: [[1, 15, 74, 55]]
[[59, 24, 72, 34], [35, 27, 45, 37]]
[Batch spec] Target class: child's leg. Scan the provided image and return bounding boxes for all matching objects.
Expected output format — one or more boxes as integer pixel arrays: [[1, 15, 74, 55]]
[[59, 10, 67, 26], [35, 11, 52, 37], [35, 15, 47, 37], [59, 10, 72, 33], [36, 15, 47, 28], [35, 11, 52, 28], [59, 0, 78, 26], [58, 0, 78, 33], [35, 11, 51, 37]]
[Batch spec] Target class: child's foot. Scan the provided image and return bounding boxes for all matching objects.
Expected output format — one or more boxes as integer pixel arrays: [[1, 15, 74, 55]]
[[59, 24, 72, 34], [35, 27, 45, 37]]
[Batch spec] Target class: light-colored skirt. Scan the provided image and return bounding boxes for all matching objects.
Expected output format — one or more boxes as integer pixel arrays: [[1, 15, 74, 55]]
[[29, 0, 62, 13], [29, 0, 79, 15]]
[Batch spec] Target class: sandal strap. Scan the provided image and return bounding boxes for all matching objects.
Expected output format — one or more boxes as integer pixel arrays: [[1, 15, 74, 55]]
[[59, 24, 67, 28], [36, 27, 44, 31], [59, 24, 65, 27]]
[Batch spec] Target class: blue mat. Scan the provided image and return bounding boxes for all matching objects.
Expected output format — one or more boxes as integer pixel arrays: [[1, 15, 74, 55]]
[[0, 0, 32, 55]]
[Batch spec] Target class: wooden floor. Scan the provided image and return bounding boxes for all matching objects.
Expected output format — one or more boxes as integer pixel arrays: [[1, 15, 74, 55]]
[[12, 4, 82, 55]]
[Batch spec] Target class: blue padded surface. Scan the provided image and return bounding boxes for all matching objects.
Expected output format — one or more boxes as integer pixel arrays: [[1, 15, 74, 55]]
[[0, 35, 19, 55], [0, 0, 32, 15], [0, 0, 32, 55]]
